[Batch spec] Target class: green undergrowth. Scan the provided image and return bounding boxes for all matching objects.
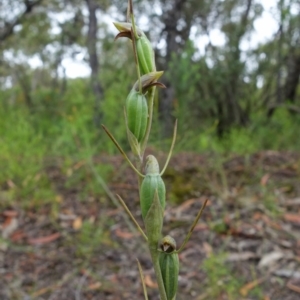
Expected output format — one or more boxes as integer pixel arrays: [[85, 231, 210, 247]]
[[202, 252, 250, 300], [201, 252, 264, 299], [74, 216, 114, 260], [1, 78, 299, 211], [175, 108, 300, 154]]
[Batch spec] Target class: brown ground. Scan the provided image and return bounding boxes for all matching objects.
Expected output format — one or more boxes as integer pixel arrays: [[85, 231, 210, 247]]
[[0, 151, 300, 300]]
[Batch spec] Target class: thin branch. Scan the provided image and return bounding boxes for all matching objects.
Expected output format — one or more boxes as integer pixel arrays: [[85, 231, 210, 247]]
[[177, 199, 208, 253], [102, 124, 144, 178], [116, 194, 148, 241], [160, 119, 177, 176], [136, 259, 149, 300]]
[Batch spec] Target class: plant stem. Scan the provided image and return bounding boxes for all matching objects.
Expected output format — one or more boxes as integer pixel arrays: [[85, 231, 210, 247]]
[[141, 86, 156, 157], [149, 245, 168, 300]]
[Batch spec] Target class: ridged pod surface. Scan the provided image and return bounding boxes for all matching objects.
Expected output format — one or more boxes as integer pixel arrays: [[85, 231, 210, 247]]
[[125, 90, 148, 142], [140, 155, 165, 220], [136, 33, 156, 75], [159, 236, 179, 300], [113, 22, 156, 75]]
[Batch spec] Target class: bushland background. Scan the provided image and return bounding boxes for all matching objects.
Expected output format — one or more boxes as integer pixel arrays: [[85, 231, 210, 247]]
[[0, 0, 300, 299]]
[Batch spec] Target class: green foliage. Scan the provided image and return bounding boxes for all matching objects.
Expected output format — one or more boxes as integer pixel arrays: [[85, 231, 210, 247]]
[[167, 41, 202, 129], [0, 104, 54, 208], [175, 108, 300, 154], [0, 76, 117, 208], [202, 253, 245, 299], [75, 217, 112, 259]]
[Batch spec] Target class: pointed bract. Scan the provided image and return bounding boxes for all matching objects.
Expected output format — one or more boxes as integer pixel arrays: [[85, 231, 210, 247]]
[[144, 190, 164, 246], [133, 71, 164, 92], [140, 156, 166, 220]]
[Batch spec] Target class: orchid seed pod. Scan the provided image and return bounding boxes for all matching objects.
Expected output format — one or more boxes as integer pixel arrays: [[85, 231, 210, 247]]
[[125, 89, 148, 142], [113, 22, 156, 75], [144, 189, 163, 246], [140, 155, 166, 220], [136, 32, 156, 75], [159, 235, 179, 300]]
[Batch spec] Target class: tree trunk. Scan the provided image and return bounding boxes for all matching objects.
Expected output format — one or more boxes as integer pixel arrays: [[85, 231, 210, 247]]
[[284, 51, 300, 103], [159, 0, 192, 137], [0, 0, 43, 41]]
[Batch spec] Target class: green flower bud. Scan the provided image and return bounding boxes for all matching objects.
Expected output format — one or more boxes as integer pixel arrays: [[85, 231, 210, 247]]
[[125, 89, 148, 142], [159, 236, 179, 300], [140, 155, 166, 220]]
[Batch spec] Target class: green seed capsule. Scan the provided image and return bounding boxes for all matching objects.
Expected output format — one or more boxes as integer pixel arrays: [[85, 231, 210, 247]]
[[140, 155, 165, 220], [159, 236, 179, 300], [125, 89, 148, 142], [113, 22, 156, 75], [136, 33, 156, 75]]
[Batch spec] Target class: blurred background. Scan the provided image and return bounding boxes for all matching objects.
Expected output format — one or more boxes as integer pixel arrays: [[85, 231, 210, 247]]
[[0, 0, 300, 299]]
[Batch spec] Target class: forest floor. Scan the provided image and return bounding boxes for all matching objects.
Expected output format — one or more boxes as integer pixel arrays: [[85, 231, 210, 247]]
[[0, 150, 300, 300]]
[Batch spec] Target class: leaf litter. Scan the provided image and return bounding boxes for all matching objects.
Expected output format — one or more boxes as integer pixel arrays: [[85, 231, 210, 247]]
[[0, 151, 299, 299]]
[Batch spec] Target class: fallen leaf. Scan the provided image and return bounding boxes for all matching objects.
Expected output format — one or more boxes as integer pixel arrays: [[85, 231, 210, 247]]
[[174, 197, 210, 215], [260, 173, 270, 186], [2, 217, 18, 239], [287, 281, 300, 294], [28, 232, 60, 245], [258, 251, 284, 268], [115, 227, 134, 239], [194, 223, 209, 231], [2, 210, 18, 217], [73, 217, 82, 230], [226, 251, 258, 262], [274, 269, 300, 279], [6, 179, 16, 188], [73, 160, 85, 170], [284, 213, 300, 224], [10, 230, 26, 242], [240, 277, 266, 297], [202, 242, 213, 256], [88, 282, 102, 290], [176, 198, 197, 213], [253, 212, 263, 220], [32, 286, 52, 297], [284, 198, 300, 207], [144, 274, 158, 288]]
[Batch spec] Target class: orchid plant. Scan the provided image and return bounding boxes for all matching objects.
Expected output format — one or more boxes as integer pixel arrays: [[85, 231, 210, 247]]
[[102, 1, 207, 299]]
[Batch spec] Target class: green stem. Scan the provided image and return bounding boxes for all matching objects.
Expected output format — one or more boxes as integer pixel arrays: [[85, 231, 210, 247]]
[[149, 245, 168, 300], [141, 86, 156, 156]]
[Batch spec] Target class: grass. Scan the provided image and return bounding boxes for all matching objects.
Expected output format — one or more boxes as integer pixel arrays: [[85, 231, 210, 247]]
[[75, 216, 113, 259], [202, 252, 246, 300]]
